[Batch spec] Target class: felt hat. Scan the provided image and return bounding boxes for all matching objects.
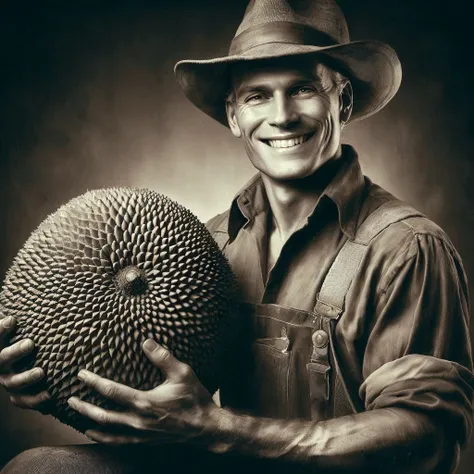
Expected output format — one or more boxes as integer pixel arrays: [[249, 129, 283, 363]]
[[174, 0, 402, 126]]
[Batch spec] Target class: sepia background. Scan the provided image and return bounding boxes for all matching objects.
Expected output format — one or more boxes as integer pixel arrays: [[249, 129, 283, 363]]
[[0, 0, 473, 471]]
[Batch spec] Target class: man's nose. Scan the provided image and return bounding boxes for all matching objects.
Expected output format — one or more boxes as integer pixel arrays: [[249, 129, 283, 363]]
[[268, 94, 298, 128]]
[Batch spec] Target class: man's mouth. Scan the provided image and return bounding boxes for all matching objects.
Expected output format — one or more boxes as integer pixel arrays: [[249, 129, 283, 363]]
[[262, 133, 314, 149]]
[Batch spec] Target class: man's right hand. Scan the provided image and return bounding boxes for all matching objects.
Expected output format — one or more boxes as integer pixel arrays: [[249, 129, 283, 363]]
[[0, 314, 52, 412]]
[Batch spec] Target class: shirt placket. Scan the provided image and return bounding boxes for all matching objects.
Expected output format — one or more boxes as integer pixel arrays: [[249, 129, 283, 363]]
[[262, 207, 326, 304], [262, 224, 311, 304]]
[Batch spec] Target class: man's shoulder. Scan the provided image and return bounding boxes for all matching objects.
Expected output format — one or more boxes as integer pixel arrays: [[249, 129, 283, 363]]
[[356, 181, 465, 296], [363, 182, 457, 260], [205, 211, 230, 235], [365, 181, 450, 235]]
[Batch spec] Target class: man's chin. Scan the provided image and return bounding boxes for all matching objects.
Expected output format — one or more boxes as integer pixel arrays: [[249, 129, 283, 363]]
[[260, 166, 317, 183]]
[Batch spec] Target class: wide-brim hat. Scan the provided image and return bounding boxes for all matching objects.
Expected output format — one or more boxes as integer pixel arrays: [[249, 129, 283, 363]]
[[175, 0, 402, 127]]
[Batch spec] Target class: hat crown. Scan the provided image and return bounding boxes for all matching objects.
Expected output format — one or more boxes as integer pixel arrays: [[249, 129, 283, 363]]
[[234, 0, 350, 45], [175, 0, 402, 126]]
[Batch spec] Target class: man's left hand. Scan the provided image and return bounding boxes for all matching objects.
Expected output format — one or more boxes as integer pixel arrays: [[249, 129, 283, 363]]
[[67, 339, 220, 445]]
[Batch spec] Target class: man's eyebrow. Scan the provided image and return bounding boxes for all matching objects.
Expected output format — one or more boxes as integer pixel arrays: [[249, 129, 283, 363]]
[[234, 74, 328, 98], [235, 84, 271, 96], [292, 78, 324, 87], [238, 75, 325, 90]]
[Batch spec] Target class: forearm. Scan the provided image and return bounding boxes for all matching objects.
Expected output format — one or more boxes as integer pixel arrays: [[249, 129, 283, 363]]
[[201, 406, 446, 473]]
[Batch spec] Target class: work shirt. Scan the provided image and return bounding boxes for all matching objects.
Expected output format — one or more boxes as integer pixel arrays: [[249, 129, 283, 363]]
[[207, 145, 474, 448]]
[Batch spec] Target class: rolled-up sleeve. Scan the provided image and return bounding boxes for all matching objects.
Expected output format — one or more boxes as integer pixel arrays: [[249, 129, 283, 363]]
[[359, 232, 474, 447]]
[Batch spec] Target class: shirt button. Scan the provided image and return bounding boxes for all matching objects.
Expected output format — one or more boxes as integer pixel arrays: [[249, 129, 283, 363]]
[[312, 329, 329, 348]]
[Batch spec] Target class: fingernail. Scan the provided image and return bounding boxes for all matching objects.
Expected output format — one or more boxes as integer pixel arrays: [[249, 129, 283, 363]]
[[67, 397, 77, 408], [31, 368, 43, 381], [143, 339, 157, 352], [77, 370, 88, 381], [42, 392, 51, 402], [20, 340, 34, 352], [2, 317, 14, 328]]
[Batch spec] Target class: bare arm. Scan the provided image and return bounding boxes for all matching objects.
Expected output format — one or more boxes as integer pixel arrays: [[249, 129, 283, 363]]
[[201, 404, 445, 473], [69, 340, 449, 474]]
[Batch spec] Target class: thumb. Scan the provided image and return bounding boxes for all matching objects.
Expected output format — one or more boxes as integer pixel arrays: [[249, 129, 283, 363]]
[[142, 339, 181, 380]]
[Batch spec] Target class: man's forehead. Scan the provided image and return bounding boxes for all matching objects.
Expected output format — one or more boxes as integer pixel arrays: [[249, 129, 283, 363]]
[[230, 56, 335, 89]]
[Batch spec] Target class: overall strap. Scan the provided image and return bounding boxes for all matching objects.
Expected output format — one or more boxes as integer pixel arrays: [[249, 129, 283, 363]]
[[312, 199, 424, 417], [316, 200, 423, 317]]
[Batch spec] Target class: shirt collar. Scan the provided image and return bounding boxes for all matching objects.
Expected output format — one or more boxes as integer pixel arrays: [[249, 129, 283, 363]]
[[228, 144, 366, 241]]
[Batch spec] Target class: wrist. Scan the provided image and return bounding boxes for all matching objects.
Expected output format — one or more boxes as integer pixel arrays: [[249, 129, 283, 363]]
[[198, 404, 247, 453]]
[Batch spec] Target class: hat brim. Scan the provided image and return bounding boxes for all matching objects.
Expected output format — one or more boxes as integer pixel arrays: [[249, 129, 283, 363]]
[[174, 40, 402, 126]]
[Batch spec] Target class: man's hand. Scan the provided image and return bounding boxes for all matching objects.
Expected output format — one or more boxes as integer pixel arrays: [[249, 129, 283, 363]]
[[66, 337, 448, 473], [68, 339, 221, 445], [0, 313, 52, 412]]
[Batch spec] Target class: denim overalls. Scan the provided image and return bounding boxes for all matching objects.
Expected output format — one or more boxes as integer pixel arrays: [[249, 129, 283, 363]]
[[210, 200, 422, 422]]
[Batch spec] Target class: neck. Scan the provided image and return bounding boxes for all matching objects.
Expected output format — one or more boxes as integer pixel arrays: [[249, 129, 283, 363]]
[[262, 154, 343, 241]]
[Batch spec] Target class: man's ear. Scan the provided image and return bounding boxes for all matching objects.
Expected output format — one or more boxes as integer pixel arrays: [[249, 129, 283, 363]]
[[339, 80, 353, 125], [226, 97, 242, 138]]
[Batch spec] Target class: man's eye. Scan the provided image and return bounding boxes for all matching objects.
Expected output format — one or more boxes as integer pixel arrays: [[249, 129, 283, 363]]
[[295, 87, 314, 95], [246, 94, 264, 103]]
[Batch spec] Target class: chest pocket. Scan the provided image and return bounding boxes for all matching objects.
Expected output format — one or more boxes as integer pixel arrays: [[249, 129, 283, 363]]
[[246, 306, 320, 420], [248, 308, 357, 421], [251, 330, 291, 418], [210, 200, 424, 421]]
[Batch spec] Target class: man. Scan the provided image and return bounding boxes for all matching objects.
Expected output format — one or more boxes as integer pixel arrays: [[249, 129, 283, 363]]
[[0, 1, 473, 473]]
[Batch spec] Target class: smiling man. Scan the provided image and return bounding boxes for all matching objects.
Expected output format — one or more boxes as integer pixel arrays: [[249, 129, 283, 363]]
[[1, 1, 473, 474], [221, 57, 355, 276], [227, 59, 349, 181]]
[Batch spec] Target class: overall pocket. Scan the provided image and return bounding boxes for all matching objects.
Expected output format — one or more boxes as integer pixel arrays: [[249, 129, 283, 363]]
[[306, 362, 331, 421], [250, 334, 291, 419]]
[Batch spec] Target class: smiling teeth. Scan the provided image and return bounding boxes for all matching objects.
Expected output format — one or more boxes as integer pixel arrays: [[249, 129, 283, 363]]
[[267, 135, 308, 148]]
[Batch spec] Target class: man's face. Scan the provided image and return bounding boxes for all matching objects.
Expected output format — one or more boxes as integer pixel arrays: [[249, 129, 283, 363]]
[[226, 58, 350, 182]]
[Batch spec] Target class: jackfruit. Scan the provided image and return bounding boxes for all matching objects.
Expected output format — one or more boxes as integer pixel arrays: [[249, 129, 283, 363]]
[[0, 188, 237, 432]]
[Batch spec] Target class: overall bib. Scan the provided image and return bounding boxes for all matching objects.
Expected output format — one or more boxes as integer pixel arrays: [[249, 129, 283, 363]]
[[210, 200, 423, 422]]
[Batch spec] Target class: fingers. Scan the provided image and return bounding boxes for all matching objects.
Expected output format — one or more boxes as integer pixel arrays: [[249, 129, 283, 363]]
[[142, 340, 192, 382], [0, 317, 51, 414], [68, 397, 146, 431], [85, 429, 145, 445], [84, 429, 166, 446], [0, 339, 35, 371], [0, 367, 45, 391], [10, 390, 52, 411], [77, 370, 144, 409], [0, 317, 16, 350]]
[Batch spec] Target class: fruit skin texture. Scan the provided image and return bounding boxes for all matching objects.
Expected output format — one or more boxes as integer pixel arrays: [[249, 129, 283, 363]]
[[0, 188, 237, 433]]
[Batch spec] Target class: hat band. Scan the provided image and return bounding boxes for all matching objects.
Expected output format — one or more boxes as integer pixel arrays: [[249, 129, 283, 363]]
[[229, 21, 339, 56]]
